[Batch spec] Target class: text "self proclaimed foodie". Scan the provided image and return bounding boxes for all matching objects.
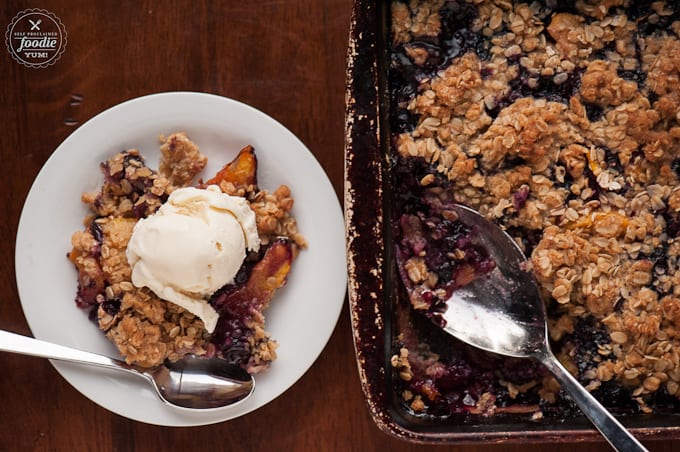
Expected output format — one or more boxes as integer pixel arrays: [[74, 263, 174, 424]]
[[5, 9, 67, 68]]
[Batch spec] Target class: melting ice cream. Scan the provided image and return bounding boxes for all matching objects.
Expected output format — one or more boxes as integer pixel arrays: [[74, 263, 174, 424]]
[[126, 185, 260, 333]]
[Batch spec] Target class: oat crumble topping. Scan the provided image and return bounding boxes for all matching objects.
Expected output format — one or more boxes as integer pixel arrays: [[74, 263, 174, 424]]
[[389, 0, 680, 418]]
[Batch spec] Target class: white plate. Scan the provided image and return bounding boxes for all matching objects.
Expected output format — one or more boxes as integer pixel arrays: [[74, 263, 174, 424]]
[[14, 92, 347, 426]]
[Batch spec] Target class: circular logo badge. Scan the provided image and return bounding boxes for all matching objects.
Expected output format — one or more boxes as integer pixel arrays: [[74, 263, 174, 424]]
[[5, 9, 67, 68]]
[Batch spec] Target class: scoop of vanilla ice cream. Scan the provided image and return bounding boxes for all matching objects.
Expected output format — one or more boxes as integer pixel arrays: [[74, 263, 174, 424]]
[[126, 185, 260, 333]]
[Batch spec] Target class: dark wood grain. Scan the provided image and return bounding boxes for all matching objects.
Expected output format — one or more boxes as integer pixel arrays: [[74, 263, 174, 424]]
[[0, 1, 674, 451]]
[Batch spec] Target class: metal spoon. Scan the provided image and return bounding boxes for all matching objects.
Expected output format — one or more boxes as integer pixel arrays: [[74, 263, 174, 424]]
[[439, 204, 647, 452], [0, 329, 254, 409]]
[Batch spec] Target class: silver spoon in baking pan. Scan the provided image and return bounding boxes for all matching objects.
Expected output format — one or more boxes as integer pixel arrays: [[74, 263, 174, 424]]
[[438, 204, 648, 452], [0, 329, 254, 409]]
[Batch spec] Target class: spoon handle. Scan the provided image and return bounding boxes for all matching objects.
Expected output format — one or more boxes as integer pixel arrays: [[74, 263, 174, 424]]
[[0, 329, 131, 372], [537, 350, 648, 452]]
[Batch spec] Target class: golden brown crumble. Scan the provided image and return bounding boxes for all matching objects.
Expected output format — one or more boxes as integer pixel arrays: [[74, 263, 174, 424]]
[[390, 0, 680, 414], [392, 0, 446, 45], [158, 132, 208, 187], [248, 184, 307, 249], [80, 149, 173, 220]]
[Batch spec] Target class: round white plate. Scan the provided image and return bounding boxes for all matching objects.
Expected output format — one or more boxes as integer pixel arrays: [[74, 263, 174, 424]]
[[15, 92, 347, 426]]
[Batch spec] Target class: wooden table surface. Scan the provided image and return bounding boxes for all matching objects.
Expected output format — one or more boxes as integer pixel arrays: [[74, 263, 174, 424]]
[[0, 1, 675, 451]]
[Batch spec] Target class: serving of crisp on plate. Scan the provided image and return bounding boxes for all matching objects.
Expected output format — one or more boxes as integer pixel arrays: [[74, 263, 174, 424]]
[[16, 92, 346, 426]]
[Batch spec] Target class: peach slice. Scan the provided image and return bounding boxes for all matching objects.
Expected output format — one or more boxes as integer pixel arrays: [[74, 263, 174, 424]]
[[212, 238, 293, 315], [204, 145, 258, 190]]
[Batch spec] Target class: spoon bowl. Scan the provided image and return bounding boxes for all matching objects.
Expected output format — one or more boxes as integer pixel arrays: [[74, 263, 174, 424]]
[[441, 206, 546, 359], [152, 353, 254, 409], [441, 204, 647, 452], [0, 329, 254, 410]]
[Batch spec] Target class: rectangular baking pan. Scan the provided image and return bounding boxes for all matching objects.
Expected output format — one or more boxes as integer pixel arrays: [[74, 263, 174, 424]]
[[344, 0, 680, 444]]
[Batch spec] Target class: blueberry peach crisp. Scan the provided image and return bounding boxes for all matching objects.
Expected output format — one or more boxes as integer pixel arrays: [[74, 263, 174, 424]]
[[68, 133, 306, 372], [389, 0, 680, 419]]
